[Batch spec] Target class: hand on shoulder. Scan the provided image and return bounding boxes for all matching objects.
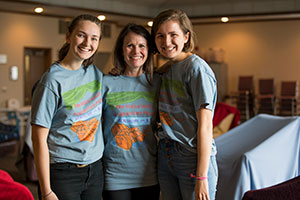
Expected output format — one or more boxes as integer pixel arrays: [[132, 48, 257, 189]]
[[108, 67, 121, 76], [155, 61, 172, 74]]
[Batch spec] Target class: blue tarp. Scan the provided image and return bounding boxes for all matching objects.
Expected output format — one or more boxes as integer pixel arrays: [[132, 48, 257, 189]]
[[215, 114, 300, 200]]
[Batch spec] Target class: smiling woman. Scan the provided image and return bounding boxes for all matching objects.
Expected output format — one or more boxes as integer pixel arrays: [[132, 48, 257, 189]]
[[31, 14, 105, 200], [64, 20, 101, 65], [151, 9, 218, 200], [122, 31, 148, 76], [102, 23, 161, 200], [154, 20, 189, 62], [58, 16, 102, 70]]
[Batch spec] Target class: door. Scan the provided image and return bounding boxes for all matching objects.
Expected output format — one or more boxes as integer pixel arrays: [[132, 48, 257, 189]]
[[24, 47, 51, 105]]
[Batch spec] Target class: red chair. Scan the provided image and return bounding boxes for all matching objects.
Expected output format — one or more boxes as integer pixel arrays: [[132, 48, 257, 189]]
[[0, 169, 34, 200], [213, 102, 240, 138]]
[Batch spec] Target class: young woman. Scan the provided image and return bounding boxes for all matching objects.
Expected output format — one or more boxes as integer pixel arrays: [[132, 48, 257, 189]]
[[102, 23, 160, 200], [152, 9, 218, 200], [31, 14, 104, 200]]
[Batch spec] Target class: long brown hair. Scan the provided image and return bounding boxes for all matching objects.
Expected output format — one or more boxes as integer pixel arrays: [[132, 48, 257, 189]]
[[57, 14, 102, 68]]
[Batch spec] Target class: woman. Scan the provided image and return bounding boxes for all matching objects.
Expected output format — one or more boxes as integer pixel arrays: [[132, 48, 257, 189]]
[[152, 9, 218, 200], [31, 14, 104, 200], [102, 23, 160, 200]]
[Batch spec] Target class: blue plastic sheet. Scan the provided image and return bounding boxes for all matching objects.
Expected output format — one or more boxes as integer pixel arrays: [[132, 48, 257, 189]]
[[215, 114, 300, 200]]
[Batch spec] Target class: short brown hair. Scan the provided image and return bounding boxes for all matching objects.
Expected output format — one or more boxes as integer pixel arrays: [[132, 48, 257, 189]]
[[151, 9, 195, 53]]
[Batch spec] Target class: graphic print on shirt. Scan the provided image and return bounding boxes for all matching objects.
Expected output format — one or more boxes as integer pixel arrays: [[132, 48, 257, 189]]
[[111, 124, 145, 150], [159, 78, 184, 127], [70, 118, 99, 142], [62, 80, 102, 142], [106, 91, 156, 151]]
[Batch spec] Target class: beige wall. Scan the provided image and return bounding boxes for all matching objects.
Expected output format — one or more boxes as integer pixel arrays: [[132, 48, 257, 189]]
[[194, 20, 300, 95], [1, 11, 300, 108], [0, 12, 117, 107], [0, 12, 64, 107]]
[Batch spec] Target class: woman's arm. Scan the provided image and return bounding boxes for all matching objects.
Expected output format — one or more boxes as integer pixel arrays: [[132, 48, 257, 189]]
[[195, 107, 213, 200], [31, 124, 57, 199]]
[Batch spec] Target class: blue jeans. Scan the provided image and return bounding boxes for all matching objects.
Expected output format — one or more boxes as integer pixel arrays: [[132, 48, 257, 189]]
[[158, 139, 218, 200], [49, 159, 104, 200]]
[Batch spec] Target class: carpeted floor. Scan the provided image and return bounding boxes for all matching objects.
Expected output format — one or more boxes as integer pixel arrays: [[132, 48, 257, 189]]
[[0, 148, 39, 199]]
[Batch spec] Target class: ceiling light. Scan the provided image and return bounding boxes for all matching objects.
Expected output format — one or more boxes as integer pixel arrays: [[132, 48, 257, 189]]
[[221, 17, 229, 23], [147, 21, 153, 27], [34, 7, 44, 14], [98, 15, 106, 21]]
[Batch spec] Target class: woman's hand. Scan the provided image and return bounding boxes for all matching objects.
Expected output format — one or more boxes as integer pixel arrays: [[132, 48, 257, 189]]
[[155, 61, 172, 74], [42, 190, 59, 200], [109, 67, 121, 76], [195, 179, 210, 200]]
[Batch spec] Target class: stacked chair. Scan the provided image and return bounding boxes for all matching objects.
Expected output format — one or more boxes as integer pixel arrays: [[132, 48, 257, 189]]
[[257, 78, 276, 115], [236, 76, 256, 122], [278, 81, 299, 116], [229, 77, 300, 124]]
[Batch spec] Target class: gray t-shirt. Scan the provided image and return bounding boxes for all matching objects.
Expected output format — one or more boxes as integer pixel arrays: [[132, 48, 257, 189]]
[[102, 73, 160, 190], [158, 54, 217, 153], [31, 63, 104, 164]]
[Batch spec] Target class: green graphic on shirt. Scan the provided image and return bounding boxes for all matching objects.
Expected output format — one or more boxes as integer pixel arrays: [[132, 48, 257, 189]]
[[106, 91, 155, 108], [161, 78, 185, 98], [62, 80, 102, 109]]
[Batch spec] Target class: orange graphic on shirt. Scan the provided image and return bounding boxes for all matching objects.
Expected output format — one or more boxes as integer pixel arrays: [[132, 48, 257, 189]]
[[160, 112, 173, 126], [112, 124, 145, 151], [70, 117, 99, 142]]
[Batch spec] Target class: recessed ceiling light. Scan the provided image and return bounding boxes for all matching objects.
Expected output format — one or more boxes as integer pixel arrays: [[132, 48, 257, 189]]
[[34, 7, 44, 14], [98, 15, 106, 21], [221, 17, 229, 23], [147, 21, 153, 27]]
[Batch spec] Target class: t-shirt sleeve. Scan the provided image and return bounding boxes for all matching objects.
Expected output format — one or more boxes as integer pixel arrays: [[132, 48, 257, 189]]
[[31, 83, 59, 129], [187, 62, 217, 112]]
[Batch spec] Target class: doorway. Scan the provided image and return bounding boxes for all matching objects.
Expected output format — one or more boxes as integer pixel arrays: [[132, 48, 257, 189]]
[[24, 47, 52, 105]]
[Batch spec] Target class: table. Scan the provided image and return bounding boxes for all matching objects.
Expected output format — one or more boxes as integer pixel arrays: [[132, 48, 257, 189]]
[[215, 114, 300, 200]]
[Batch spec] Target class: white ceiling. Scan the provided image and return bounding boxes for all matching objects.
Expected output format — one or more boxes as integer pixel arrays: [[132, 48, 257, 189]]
[[1, 0, 300, 25]]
